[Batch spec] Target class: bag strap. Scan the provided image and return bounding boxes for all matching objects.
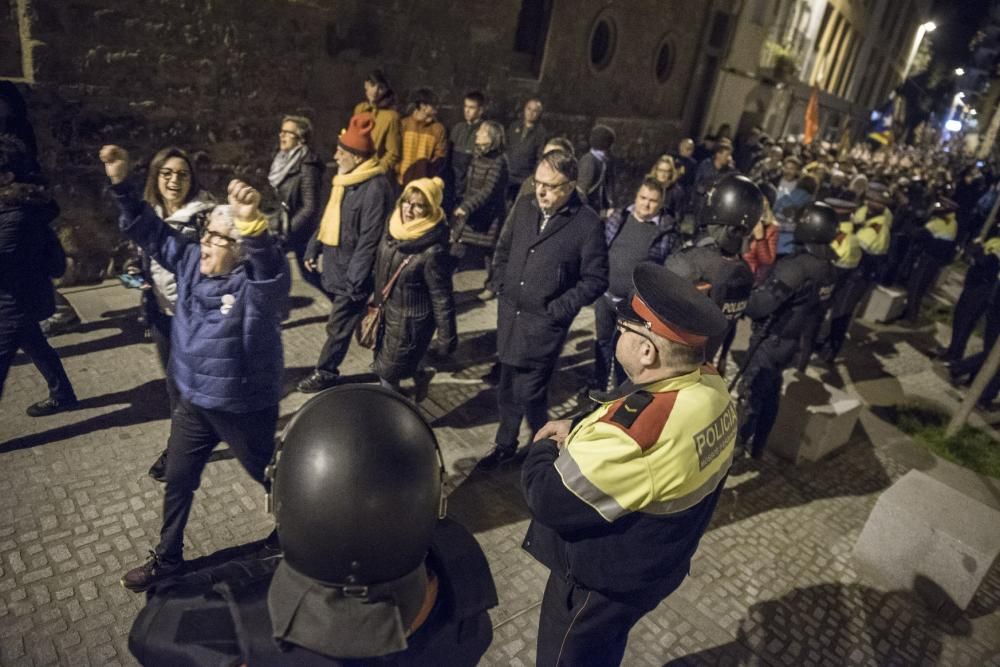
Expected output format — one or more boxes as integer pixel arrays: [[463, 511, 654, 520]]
[[376, 255, 413, 304]]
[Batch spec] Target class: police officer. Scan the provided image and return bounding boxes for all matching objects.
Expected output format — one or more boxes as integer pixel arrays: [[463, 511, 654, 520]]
[[944, 236, 1000, 363], [523, 263, 734, 667], [665, 174, 762, 361], [904, 197, 959, 323], [853, 183, 894, 286], [739, 203, 838, 458], [820, 197, 862, 362], [128, 386, 498, 666]]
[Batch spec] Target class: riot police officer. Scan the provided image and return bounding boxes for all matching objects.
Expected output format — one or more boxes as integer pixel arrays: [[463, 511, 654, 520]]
[[665, 174, 762, 361], [128, 385, 497, 666], [904, 197, 959, 323], [819, 197, 862, 362], [739, 203, 838, 458]]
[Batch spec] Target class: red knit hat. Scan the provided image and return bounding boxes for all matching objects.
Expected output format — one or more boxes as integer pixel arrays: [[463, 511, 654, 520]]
[[338, 113, 375, 157]]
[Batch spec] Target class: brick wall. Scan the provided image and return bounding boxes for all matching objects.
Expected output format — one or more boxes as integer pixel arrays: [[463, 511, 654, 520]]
[[9, 0, 713, 281]]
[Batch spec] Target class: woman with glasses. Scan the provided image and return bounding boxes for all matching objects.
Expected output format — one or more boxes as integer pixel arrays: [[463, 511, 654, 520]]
[[372, 177, 456, 401], [100, 144, 289, 594], [269, 115, 324, 291], [128, 147, 214, 482], [647, 154, 687, 219]]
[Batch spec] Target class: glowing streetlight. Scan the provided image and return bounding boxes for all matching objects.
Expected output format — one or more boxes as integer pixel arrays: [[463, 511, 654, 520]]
[[956, 67, 966, 76], [904, 20, 938, 80]]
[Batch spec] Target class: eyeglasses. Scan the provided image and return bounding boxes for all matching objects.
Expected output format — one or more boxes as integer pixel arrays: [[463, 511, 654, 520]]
[[616, 318, 654, 345], [279, 130, 299, 137], [200, 230, 236, 248], [534, 179, 572, 194], [158, 168, 191, 182], [401, 200, 429, 213]]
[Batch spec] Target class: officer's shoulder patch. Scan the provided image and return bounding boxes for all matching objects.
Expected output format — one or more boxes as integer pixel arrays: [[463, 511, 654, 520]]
[[598, 390, 678, 451]]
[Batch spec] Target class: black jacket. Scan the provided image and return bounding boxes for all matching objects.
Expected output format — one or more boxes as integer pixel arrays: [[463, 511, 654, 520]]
[[373, 223, 456, 382], [455, 151, 508, 248], [0, 183, 63, 324], [493, 192, 608, 367], [272, 147, 325, 248], [577, 152, 616, 212], [307, 173, 394, 301]]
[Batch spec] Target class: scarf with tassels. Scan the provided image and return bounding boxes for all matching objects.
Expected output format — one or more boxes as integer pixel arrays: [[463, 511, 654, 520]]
[[317, 158, 383, 246]]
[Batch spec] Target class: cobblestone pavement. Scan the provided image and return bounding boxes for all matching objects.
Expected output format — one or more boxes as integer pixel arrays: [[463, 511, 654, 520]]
[[2, 264, 999, 666]]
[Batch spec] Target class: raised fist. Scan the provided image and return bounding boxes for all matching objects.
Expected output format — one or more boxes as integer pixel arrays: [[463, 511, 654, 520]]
[[99, 145, 130, 184], [227, 179, 261, 222]]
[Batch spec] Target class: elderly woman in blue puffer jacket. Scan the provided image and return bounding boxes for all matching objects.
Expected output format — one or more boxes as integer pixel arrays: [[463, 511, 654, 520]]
[[99, 144, 290, 594]]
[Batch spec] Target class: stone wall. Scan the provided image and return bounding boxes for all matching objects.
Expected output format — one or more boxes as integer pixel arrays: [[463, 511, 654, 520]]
[[7, 0, 716, 281]]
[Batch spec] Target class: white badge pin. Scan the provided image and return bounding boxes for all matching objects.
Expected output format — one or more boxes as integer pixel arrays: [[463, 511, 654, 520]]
[[221, 293, 236, 315]]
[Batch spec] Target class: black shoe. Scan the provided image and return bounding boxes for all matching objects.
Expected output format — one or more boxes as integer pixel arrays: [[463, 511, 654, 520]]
[[413, 368, 436, 403], [121, 551, 183, 593], [148, 450, 168, 483], [297, 370, 338, 393], [481, 363, 501, 386], [475, 445, 517, 471], [26, 396, 78, 417]]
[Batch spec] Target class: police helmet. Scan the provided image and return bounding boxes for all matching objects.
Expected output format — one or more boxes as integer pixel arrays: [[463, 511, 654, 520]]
[[698, 175, 765, 231], [271, 385, 444, 587], [794, 203, 839, 245]]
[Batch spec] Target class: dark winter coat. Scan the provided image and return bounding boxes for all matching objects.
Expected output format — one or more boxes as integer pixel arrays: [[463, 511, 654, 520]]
[[271, 147, 325, 249], [373, 223, 456, 382], [493, 192, 608, 367], [111, 182, 290, 413], [0, 183, 64, 324], [455, 151, 508, 248], [306, 173, 394, 301]]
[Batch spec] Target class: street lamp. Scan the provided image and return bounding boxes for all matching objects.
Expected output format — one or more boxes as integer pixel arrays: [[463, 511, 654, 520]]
[[904, 20, 938, 80], [956, 67, 966, 76]]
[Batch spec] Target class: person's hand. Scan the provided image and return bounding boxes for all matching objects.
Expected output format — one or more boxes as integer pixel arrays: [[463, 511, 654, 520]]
[[752, 221, 765, 240], [228, 180, 261, 222], [99, 145, 130, 184], [304, 257, 319, 273], [533, 419, 573, 447]]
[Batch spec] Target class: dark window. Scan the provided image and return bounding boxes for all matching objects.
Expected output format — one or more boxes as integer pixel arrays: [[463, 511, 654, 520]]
[[1, 1, 24, 79], [708, 12, 731, 50], [654, 36, 674, 83], [589, 16, 617, 71], [513, 0, 553, 78]]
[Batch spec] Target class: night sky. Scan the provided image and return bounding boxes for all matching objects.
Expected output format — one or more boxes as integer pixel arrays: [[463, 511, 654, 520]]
[[930, 0, 995, 67]]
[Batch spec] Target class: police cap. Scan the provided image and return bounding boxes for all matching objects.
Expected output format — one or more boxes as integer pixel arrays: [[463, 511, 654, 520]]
[[823, 197, 858, 216], [865, 182, 892, 205], [616, 262, 728, 347]]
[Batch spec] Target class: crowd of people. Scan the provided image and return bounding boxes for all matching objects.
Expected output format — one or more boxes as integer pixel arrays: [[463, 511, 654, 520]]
[[2, 68, 1000, 665]]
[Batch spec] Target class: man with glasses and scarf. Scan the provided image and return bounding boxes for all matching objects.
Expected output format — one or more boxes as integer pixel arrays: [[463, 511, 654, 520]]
[[477, 149, 608, 470], [99, 145, 290, 593], [522, 262, 735, 666]]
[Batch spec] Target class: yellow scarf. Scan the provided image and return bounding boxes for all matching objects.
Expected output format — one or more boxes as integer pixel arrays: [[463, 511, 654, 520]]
[[317, 158, 383, 246], [388, 206, 443, 241]]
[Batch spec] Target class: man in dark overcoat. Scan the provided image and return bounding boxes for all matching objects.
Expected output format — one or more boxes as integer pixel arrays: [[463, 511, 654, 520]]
[[477, 150, 608, 470]]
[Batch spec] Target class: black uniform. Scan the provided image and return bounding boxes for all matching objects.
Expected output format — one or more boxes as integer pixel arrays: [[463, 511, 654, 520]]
[[665, 238, 754, 360], [739, 249, 836, 457], [947, 244, 1000, 362], [128, 518, 497, 667]]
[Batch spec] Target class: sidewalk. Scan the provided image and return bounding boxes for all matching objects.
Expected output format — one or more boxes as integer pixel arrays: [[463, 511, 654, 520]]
[[0, 264, 998, 666]]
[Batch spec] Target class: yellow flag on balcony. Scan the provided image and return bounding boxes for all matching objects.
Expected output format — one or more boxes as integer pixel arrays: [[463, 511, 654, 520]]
[[804, 86, 820, 145]]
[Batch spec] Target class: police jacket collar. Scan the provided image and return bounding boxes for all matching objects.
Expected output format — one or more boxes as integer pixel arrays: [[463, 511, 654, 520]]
[[589, 368, 703, 404]]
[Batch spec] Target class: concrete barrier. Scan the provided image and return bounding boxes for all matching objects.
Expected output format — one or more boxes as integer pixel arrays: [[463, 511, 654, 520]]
[[769, 371, 863, 463], [853, 469, 1000, 610], [861, 285, 907, 323]]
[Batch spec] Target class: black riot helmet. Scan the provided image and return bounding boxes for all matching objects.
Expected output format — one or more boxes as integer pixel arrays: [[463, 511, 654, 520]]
[[271, 385, 444, 586], [795, 202, 838, 259], [795, 202, 838, 244], [699, 175, 764, 255]]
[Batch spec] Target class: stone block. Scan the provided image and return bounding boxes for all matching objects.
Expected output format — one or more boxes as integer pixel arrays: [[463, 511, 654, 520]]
[[769, 371, 862, 463], [853, 470, 1000, 609], [861, 285, 907, 323]]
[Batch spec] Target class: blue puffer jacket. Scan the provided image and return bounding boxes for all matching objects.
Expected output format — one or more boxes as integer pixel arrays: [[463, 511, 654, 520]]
[[111, 183, 290, 413]]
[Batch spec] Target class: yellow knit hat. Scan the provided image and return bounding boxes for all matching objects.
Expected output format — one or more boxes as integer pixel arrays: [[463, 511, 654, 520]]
[[403, 177, 445, 221]]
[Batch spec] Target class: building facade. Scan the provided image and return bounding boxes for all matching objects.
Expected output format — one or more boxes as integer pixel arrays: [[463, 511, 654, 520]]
[[702, 0, 932, 144]]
